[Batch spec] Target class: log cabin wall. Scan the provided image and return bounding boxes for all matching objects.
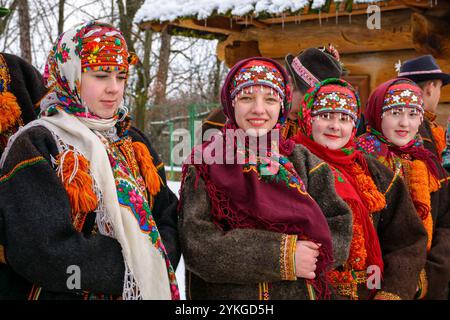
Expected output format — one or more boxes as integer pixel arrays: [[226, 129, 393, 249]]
[[141, 1, 449, 126], [213, 8, 449, 125]]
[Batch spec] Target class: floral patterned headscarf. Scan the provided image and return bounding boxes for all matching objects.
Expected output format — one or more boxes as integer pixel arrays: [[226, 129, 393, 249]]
[[41, 21, 136, 130]]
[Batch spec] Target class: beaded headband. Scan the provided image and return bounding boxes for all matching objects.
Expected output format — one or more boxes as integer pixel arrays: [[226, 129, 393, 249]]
[[229, 61, 286, 101], [382, 83, 424, 114], [311, 84, 358, 123]]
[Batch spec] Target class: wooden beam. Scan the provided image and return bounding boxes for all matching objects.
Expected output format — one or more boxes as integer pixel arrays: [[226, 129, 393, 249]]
[[138, 0, 437, 33], [224, 40, 261, 68], [172, 18, 242, 36], [139, 17, 242, 35], [147, 22, 168, 32], [399, 0, 439, 9], [235, 17, 268, 29], [138, 0, 432, 32], [217, 9, 414, 62]]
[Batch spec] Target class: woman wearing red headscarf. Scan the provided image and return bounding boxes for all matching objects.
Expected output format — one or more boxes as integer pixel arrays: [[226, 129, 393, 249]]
[[292, 78, 427, 300], [179, 57, 353, 300], [356, 78, 450, 299]]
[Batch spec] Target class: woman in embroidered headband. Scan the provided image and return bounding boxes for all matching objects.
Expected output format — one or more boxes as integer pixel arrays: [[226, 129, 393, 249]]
[[0, 21, 179, 300], [293, 78, 427, 300], [356, 78, 450, 299], [179, 57, 354, 300]]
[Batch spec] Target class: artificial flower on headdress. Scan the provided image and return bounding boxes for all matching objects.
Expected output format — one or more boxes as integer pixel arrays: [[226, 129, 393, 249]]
[[80, 25, 132, 73], [299, 78, 361, 139], [312, 86, 358, 122], [228, 60, 286, 113], [357, 79, 444, 254], [382, 83, 424, 114]]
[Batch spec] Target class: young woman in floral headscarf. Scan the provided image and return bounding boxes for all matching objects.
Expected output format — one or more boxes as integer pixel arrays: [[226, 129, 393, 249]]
[[0, 21, 179, 300], [179, 57, 354, 300], [292, 78, 427, 300], [356, 78, 450, 299]]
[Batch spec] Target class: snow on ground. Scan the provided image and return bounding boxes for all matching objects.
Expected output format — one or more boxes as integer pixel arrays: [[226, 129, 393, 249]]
[[167, 180, 186, 300]]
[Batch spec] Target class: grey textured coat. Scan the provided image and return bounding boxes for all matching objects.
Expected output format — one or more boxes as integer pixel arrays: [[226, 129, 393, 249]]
[[179, 144, 353, 300], [180, 144, 427, 300]]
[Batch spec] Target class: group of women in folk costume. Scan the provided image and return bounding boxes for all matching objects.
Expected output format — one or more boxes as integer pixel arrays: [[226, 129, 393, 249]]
[[0, 14, 448, 300], [179, 55, 448, 300], [179, 51, 449, 299]]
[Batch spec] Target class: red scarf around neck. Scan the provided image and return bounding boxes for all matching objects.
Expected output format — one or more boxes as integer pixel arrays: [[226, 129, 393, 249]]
[[293, 133, 385, 278]]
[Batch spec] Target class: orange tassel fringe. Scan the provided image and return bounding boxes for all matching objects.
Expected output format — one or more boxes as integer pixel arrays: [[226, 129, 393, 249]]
[[0, 92, 21, 133], [346, 201, 368, 271], [132, 141, 163, 196], [409, 160, 433, 251], [353, 164, 386, 213], [431, 126, 446, 159], [327, 164, 385, 297], [56, 150, 98, 223]]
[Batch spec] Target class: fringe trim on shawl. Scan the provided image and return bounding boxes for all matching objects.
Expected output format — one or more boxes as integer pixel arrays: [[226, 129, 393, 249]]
[[409, 160, 434, 251], [55, 142, 143, 300], [55, 149, 98, 224], [123, 264, 143, 300], [91, 163, 143, 300], [132, 141, 163, 196], [0, 92, 21, 133]]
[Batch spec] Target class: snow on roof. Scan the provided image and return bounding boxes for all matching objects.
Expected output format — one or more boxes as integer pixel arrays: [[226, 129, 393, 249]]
[[134, 0, 381, 24]]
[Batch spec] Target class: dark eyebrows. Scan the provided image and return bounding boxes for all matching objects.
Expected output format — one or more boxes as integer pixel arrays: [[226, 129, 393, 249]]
[[91, 70, 127, 75]]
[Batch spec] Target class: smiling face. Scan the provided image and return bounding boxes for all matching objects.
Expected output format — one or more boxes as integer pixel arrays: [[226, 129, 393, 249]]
[[233, 86, 281, 136], [311, 112, 355, 150], [80, 69, 127, 119], [381, 107, 422, 147]]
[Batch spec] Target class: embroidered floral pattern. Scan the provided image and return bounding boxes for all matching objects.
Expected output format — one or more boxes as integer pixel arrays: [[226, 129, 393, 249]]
[[106, 138, 179, 299], [383, 83, 424, 113], [229, 63, 286, 100], [312, 90, 358, 123], [300, 78, 361, 138], [54, 43, 71, 64], [239, 137, 308, 196], [355, 134, 382, 155]]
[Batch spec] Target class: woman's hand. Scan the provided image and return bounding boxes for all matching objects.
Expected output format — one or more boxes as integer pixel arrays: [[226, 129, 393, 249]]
[[295, 241, 321, 279]]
